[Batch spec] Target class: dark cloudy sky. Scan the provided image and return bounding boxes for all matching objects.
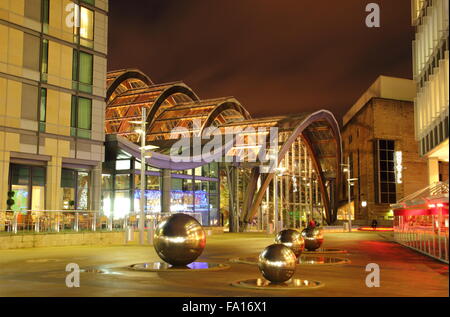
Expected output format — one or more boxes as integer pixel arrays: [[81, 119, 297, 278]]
[[108, 0, 413, 123]]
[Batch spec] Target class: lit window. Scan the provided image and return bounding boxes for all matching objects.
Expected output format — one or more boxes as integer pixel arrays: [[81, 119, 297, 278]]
[[80, 7, 94, 41], [71, 96, 92, 139], [73, 5, 94, 48], [116, 161, 131, 171], [375, 140, 396, 204]]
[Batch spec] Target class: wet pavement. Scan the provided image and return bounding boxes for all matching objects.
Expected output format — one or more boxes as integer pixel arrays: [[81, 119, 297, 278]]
[[0, 231, 447, 297]]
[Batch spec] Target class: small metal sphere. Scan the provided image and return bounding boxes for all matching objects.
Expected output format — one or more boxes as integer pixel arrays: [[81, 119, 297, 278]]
[[258, 244, 297, 283], [275, 229, 305, 257], [301, 227, 324, 251], [153, 213, 206, 266]]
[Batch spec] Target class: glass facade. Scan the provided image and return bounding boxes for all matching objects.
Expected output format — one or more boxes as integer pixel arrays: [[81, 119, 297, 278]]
[[71, 96, 92, 139], [101, 153, 220, 226], [9, 165, 46, 213], [60, 169, 91, 210], [375, 140, 397, 204], [72, 50, 94, 93]]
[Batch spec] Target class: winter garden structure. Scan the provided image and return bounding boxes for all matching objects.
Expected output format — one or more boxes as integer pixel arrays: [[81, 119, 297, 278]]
[[103, 69, 343, 231]]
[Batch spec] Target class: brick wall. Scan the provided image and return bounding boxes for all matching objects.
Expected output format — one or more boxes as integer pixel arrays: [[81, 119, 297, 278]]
[[342, 98, 428, 224]]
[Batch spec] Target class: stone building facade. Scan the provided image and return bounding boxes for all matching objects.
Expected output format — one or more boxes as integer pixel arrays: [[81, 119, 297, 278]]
[[0, 0, 108, 225], [340, 76, 428, 225]]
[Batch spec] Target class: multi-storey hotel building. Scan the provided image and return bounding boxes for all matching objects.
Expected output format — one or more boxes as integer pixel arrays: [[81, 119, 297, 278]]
[[0, 0, 108, 226]]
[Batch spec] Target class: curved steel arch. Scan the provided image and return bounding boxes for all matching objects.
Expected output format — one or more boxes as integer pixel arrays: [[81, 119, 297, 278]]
[[106, 69, 153, 102], [244, 110, 342, 226], [146, 83, 200, 132], [199, 98, 251, 136]]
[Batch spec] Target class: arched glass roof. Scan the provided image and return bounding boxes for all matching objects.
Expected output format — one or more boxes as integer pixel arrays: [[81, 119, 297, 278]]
[[106, 69, 343, 223], [106, 69, 153, 103]]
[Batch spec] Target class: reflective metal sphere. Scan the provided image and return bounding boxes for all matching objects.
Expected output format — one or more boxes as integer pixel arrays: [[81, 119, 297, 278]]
[[301, 227, 324, 251], [153, 213, 206, 266], [258, 244, 297, 283], [275, 229, 305, 257]]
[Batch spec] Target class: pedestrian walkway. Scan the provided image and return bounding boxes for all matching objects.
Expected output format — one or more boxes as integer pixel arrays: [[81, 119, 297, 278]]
[[0, 232, 447, 297]]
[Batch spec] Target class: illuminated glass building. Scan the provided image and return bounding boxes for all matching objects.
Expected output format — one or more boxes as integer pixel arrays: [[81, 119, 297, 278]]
[[0, 0, 108, 229], [104, 69, 343, 231]]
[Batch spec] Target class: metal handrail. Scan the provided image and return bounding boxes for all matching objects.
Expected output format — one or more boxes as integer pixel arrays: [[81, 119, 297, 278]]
[[0, 210, 204, 235], [394, 181, 449, 206]]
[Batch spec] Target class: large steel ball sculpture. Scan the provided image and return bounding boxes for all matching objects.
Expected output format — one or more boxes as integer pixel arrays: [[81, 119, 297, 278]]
[[301, 227, 324, 251], [258, 244, 297, 283], [275, 229, 305, 257], [153, 213, 206, 266]]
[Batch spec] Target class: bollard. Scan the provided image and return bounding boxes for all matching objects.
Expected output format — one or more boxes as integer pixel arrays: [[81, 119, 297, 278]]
[[147, 219, 155, 244], [124, 226, 134, 243], [35, 215, 40, 233], [92, 213, 97, 232], [13, 212, 18, 234], [74, 212, 79, 232]]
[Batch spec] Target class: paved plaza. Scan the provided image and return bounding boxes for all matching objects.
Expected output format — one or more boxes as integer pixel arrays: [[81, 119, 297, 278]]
[[0, 232, 448, 297]]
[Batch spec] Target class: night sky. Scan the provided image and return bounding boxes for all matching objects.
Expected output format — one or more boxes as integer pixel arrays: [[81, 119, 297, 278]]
[[108, 0, 414, 123]]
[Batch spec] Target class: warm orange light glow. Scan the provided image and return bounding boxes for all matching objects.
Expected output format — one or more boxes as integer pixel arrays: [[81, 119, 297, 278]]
[[358, 227, 393, 232]]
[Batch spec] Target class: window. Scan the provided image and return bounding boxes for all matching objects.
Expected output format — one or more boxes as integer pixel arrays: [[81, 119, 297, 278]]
[[73, 4, 94, 48], [444, 116, 449, 139], [39, 88, 47, 132], [348, 153, 354, 199], [42, 0, 49, 33], [79, 7, 94, 47], [375, 140, 396, 204], [71, 96, 92, 139], [72, 50, 93, 93], [101, 174, 113, 190], [41, 39, 48, 82], [61, 169, 90, 210], [10, 165, 46, 213], [115, 174, 130, 190], [81, 0, 95, 6], [115, 160, 131, 171]]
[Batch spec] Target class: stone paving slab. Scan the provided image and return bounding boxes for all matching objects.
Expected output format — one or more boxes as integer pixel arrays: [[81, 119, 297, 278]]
[[0, 232, 447, 297]]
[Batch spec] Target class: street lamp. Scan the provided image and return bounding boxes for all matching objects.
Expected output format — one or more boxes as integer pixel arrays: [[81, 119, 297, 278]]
[[273, 166, 286, 234], [341, 158, 358, 232], [130, 109, 158, 245]]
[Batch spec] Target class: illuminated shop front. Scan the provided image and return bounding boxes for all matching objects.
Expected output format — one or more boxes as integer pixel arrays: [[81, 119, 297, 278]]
[[102, 135, 220, 226], [61, 169, 90, 210], [6, 164, 95, 232], [8, 164, 46, 214]]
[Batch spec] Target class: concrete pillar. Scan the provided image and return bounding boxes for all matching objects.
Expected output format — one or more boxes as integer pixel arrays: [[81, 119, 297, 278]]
[[428, 157, 440, 185], [161, 169, 171, 213], [90, 162, 102, 211], [46, 157, 62, 210], [0, 149, 10, 231]]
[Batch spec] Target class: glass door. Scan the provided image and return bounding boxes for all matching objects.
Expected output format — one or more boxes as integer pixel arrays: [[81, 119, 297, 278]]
[[31, 167, 45, 211], [9, 165, 46, 215], [10, 165, 30, 213]]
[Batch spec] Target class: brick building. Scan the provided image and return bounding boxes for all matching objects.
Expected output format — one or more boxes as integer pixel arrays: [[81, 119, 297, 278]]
[[340, 76, 428, 225]]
